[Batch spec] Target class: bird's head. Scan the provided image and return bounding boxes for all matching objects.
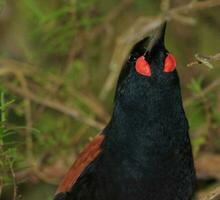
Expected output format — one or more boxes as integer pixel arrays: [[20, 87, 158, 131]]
[[115, 23, 180, 111]]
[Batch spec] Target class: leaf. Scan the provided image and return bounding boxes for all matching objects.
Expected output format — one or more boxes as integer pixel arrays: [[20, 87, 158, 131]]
[[187, 77, 204, 93]]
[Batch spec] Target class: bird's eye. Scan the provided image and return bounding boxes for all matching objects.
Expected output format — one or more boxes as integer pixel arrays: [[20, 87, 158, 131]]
[[135, 56, 151, 77], [163, 53, 176, 73]]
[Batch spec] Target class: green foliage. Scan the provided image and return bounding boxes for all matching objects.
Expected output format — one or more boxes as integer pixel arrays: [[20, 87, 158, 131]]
[[0, 92, 19, 193], [21, 0, 102, 63], [187, 77, 203, 93], [0, 0, 6, 11], [186, 77, 220, 156]]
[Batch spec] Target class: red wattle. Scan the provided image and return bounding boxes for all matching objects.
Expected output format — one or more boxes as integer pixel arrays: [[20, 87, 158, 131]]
[[164, 53, 176, 73], [135, 56, 151, 77]]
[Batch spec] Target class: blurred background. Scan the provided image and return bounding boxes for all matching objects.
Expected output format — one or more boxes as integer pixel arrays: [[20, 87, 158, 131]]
[[0, 0, 220, 199]]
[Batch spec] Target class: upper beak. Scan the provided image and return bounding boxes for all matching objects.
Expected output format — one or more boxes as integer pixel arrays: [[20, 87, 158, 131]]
[[146, 22, 167, 53]]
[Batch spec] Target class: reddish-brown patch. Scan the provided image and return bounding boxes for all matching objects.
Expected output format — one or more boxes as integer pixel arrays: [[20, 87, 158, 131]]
[[56, 134, 105, 194]]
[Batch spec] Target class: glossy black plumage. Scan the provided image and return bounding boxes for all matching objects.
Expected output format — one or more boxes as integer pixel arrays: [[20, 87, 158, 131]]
[[54, 23, 196, 200]]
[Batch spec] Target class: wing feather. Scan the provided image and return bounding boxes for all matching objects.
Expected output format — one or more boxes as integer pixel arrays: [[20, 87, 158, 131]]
[[56, 134, 104, 194]]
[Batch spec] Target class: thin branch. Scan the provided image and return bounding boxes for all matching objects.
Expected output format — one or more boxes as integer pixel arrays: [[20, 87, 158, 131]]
[[7, 159, 17, 200], [0, 59, 109, 121], [160, 0, 171, 13], [187, 53, 220, 68], [3, 82, 105, 130], [169, 12, 197, 25], [199, 187, 220, 200], [47, 74, 110, 121], [170, 0, 220, 14], [106, 0, 133, 22], [67, 0, 133, 67]]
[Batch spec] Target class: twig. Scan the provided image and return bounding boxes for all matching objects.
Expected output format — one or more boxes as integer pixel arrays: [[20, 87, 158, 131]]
[[105, 0, 133, 22], [170, 0, 220, 14], [1, 59, 109, 121], [199, 187, 220, 200], [31, 164, 58, 185], [0, 61, 107, 129], [187, 53, 220, 68], [160, 0, 171, 13], [47, 74, 110, 121], [8, 159, 17, 200], [67, 0, 133, 68], [71, 125, 90, 145], [169, 12, 197, 25], [3, 82, 105, 130]]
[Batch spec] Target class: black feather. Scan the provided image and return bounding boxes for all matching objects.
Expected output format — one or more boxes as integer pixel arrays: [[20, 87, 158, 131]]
[[54, 192, 69, 200]]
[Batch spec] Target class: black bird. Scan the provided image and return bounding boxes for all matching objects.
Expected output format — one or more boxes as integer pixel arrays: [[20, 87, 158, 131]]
[[54, 23, 196, 200]]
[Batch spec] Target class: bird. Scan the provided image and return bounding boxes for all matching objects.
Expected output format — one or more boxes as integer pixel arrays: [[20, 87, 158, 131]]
[[54, 23, 196, 200]]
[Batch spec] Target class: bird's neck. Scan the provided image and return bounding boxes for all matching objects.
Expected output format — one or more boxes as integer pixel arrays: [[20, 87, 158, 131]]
[[104, 86, 189, 149], [101, 86, 192, 186]]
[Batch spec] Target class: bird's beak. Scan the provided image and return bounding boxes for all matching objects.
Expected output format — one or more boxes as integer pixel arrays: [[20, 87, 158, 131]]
[[146, 22, 167, 54]]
